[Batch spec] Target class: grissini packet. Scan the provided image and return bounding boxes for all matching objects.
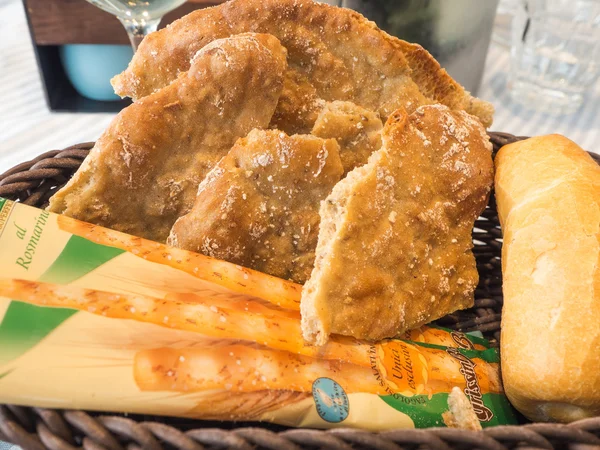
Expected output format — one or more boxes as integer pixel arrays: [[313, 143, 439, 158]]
[[0, 198, 517, 429]]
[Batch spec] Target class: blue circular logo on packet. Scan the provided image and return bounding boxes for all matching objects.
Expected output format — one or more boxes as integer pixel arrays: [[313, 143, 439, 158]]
[[312, 377, 349, 423]]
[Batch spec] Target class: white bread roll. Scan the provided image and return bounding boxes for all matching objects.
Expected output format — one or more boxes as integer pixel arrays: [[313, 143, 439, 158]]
[[495, 135, 600, 423]]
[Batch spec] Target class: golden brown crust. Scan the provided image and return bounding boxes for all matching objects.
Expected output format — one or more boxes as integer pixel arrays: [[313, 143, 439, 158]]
[[168, 129, 343, 284], [49, 33, 287, 243], [301, 104, 494, 344], [393, 41, 494, 127], [269, 68, 320, 135], [112, 0, 493, 129], [496, 135, 600, 422], [311, 101, 383, 175]]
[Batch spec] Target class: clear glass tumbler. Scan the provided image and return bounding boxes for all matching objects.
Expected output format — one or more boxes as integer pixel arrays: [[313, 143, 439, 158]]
[[509, 0, 600, 114]]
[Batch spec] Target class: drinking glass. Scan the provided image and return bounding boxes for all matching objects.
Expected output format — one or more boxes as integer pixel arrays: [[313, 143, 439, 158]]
[[84, 0, 188, 51], [509, 0, 600, 114]]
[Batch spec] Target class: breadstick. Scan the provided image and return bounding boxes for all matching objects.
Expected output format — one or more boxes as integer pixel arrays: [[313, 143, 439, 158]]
[[56, 216, 302, 310], [56, 217, 491, 354], [405, 346, 502, 394], [164, 292, 300, 321], [402, 327, 488, 351], [134, 345, 386, 394], [0, 278, 502, 394], [0, 278, 367, 363], [134, 343, 500, 396]]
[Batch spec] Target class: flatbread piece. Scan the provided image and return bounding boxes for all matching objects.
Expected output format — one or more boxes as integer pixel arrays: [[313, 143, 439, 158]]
[[311, 101, 383, 174], [168, 129, 343, 284], [301, 104, 494, 344], [48, 33, 287, 242], [112, 0, 494, 130]]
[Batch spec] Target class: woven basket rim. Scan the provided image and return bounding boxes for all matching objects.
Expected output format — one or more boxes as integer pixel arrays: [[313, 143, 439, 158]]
[[0, 132, 599, 450]]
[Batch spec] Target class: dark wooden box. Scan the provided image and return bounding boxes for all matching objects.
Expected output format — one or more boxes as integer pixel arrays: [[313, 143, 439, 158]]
[[23, 0, 222, 112]]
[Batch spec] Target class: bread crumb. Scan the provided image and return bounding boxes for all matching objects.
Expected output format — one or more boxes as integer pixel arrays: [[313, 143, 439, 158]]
[[442, 387, 482, 430]]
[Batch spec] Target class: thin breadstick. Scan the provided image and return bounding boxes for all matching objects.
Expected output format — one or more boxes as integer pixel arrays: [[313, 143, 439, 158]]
[[164, 292, 300, 321], [56, 216, 492, 357], [56, 211, 487, 356], [56, 215, 302, 309], [134, 344, 498, 396], [134, 345, 387, 394], [373, 340, 502, 395], [402, 327, 488, 351], [404, 345, 502, 394], [0, 278, 367, 363], [0, 278, 502, 394]]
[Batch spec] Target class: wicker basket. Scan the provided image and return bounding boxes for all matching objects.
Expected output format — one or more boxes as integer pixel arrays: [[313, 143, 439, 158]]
[[0, 132, 598, 450]]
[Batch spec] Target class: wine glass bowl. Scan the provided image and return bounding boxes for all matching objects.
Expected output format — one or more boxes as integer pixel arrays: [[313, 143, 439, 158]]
[[85, 0, 188, 51]]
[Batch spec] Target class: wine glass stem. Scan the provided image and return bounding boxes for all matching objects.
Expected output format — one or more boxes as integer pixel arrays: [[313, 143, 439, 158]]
[[119, 18, 161, 52]]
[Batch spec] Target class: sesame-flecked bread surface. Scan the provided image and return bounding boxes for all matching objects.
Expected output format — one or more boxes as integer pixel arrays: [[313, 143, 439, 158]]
[[112, 0, 494, 130], [168, 129, 344, 284], [49, 34, 287, 243], [312, 101, 384, 175], [301, 104, 494, 344]]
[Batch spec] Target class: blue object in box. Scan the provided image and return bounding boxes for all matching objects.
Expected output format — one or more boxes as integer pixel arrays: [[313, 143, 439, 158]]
[[59, 44, 134, 102]]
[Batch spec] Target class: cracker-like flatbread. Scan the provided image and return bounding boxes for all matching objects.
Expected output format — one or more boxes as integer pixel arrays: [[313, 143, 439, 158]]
[[111, 0, 494, 130], [168, 129, 343, 284], [48, 33, 287, 242], [311, 101, 383, 174], [302, 104, 494, 344]]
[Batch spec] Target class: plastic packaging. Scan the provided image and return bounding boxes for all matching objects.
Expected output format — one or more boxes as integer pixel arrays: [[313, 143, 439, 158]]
[[0, 198, 517, 429]]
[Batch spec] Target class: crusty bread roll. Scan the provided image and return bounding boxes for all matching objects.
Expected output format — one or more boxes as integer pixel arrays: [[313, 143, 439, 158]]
[[495, 135, 600, 423]]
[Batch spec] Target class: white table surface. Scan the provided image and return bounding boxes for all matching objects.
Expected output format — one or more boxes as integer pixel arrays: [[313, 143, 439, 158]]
[[0, 0, 599, 173]]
